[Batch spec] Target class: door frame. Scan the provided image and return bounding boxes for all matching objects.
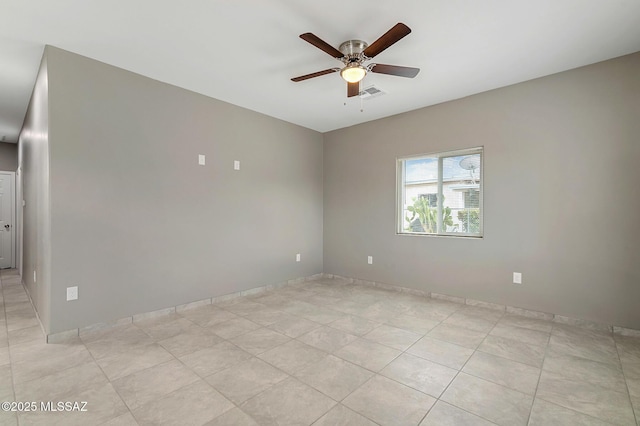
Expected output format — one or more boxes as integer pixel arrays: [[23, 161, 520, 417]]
[[0, 171, 16, 269]]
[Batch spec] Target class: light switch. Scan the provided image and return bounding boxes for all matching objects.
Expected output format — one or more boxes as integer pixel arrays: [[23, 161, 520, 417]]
[[198, 155, 206, 165], [367, 256, 373, 265], [234, 160, 240, 170]]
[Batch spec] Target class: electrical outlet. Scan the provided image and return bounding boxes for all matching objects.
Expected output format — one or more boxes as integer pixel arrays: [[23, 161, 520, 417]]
[[234, 160, 240, 170], [513, 272, 522, 284], [367, 256, 373, 265], [67, 286, 78, 301], [198, 154, 206, 165], [296, 253, 301, 262]]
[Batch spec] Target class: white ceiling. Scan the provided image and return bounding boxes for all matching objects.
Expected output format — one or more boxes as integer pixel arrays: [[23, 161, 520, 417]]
[[1, 0, 639, 143]]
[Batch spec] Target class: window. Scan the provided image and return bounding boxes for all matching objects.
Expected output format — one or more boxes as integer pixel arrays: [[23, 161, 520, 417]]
[[397, 147, 483, 237]]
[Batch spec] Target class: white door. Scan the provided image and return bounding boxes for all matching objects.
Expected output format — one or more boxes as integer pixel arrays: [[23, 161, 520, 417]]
[[0, 172, 15, 269]]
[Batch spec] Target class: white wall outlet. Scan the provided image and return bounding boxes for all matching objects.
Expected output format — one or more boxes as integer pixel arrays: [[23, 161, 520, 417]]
[[33, 270, 36, 283], [234, 160, 240, 170], [296, 253, 301, 262], [198, 154, 206, 165], [367, 256, 373, 265], [513, 272, 522, 284], [67, 286, 78, 301]]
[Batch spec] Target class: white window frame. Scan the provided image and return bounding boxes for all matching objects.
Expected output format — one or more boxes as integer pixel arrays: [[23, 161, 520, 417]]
[[396, 146, 483, 238]]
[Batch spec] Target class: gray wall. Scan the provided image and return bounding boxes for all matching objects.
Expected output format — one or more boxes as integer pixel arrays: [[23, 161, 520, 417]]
[[324, 52, 640, 329], [18, 54, 52, 332], [0, 142, 18, 171], [44, 46, 323, 333]]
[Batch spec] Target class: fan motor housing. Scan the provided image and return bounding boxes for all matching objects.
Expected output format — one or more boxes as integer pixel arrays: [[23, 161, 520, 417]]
[[339, 40, 368, 56]]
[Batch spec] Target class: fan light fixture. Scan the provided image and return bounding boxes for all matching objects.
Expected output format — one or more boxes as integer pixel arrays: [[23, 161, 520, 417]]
[[340, 63, 366, 83]]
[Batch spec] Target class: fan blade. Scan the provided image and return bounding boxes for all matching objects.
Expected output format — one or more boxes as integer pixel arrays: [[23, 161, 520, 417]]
[[291, 68, 339, 82], [371, 64, 420, 78], [300, 33, 344, 59], [347, 82, 360, 98], [363, 23, 412, 58]]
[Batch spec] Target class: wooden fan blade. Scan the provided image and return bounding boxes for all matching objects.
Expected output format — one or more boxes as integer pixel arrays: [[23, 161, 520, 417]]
[[371, 64, 420, 78], [300, 33, 344, 59], [291, 68, 339, 82], [347, 82, 360, 98], [363, 23, 411, 58]]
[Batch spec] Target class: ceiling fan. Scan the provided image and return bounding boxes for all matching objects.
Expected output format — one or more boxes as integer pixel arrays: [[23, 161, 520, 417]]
[[291, 23, 420, 98]]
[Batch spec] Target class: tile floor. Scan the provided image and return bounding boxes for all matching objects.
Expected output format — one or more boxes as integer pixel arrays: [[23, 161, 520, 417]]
[[1, 269, 639, 425]]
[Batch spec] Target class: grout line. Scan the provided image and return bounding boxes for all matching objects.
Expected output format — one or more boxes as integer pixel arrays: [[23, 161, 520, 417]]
[[614, 337, 639, 426]]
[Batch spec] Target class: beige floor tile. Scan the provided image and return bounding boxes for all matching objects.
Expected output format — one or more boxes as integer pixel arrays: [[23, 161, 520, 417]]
[[241, 377, 336, 425], [443, 312, 498, 333], [179, 341, 253, 377], [136, 317, 200, 341], [329, 315, 380, 336], [219, 300, 267, 316], [490, 323, 550, 347], [536, 370, 635, 425], [403, 300, 460, 321], [132, 380, 233, 426], [478, 334, 546, 367], [528, 398, 612, 426], [178, 306, 238, 327], [384, 314, 439, 335], [427, 323, 487, 349], [0, 346, 9, 366], [0, 364, 13, 402], [357, 304, 401, 323], [343, 375, 436, 426], [267, 315, 322, 338], [441, 373, 533, 426], [296, 306, 346, 325], [17, 382, 128, 426], [297, 326, 358, 353], [363, 324, 422, 351], [241, 308, 291, 326], [230, 328, 290, 355], [463, 351, 540, 395], [0, 412, 18, 426], [313, 404, 378, 426], [294, 355, 373, 400], [14, 361, 107, 402], [407, 336, 474, 370], [208, 317, 260, 339], [543, 350, 627, 392], [7, 315, 39, 335], [83, 326, 154, 360], [157, 327, 223, 357], [498, 314, 554, 333], [96, 343, 174, 381], [112, 359, 200, 410], [7, 325, 43, 346], [334, 338, 401, 372], [101, 411, 140, 425], [380, 353, 457, 398], [548, 334, 620, 366], [11, 344, 93, 384], [206, 357, 288, 404], [420, 400, 496, 426], [204, 407, 258, 426], [258, 340, 327, 374]]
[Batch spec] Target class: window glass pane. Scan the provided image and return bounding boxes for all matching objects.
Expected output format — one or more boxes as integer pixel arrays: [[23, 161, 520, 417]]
[[442, 154, 481, 234], [398, 148, 482, 237], [403, 157, 438, 234]]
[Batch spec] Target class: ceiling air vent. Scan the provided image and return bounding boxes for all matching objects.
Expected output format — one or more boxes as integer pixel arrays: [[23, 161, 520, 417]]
[[359, 85, 385, 100]]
